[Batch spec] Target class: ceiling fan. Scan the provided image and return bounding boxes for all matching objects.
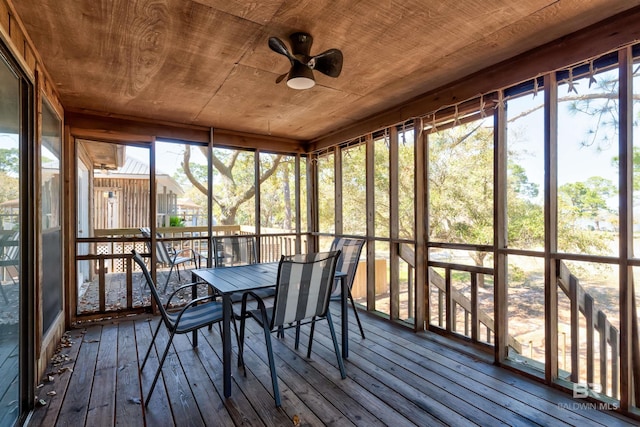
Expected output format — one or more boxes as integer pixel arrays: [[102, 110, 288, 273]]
[[268, 32, 343, 90]]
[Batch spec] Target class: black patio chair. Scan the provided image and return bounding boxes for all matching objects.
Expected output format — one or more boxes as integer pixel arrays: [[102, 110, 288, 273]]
[[212, 235, 257, 267], [328, 237, 366, 339], [131, 250, 230, 406], [139, 227, 195, 292], [207, 236, 275, 334], [294, 237, 366, 351], [214, 235, 275, 302], [237, 251, 346, 407], [0, 231, 19, 303]]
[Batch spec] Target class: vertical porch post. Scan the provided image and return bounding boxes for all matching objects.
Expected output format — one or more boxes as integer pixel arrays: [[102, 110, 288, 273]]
[[544, 73, 559, 383]]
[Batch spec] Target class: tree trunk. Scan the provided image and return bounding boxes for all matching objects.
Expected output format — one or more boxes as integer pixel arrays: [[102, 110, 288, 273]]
[[470, 251, 487, 287]]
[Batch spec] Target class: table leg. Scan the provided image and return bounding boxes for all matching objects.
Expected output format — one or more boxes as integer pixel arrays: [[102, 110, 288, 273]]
[[341, 275, 348, 359], [222, 294, 232, 397]]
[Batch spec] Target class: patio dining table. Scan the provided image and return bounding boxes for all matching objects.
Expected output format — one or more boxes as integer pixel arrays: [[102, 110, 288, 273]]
[[191, 262, 348, 398]]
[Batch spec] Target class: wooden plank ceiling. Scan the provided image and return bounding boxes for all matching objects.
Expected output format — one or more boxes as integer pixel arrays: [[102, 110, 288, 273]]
[[11, 0, 640, 142]]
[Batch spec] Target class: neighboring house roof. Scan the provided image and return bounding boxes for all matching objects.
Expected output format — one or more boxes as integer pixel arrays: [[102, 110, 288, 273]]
[[94, 157, 184, 196], [177, 198, 201, 210], [0, 199, 18, 209]]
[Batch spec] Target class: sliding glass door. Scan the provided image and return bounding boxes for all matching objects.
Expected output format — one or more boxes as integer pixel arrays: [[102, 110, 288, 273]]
[[0, 45, 33, 426]]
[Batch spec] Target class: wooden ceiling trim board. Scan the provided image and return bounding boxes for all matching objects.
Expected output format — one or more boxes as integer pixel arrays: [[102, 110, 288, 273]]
[[66, 111, 303, 152], [309, 5, 640, 151], [66, 111, 211, 143], [214, 128, 304, 153], [70, 129, 155, 145]]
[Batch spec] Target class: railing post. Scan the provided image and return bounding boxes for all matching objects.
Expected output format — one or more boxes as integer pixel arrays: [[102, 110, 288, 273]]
[[585, 294, 594, 386], [597, 311, 607, 396], [408, 265, 414, 320], [611, 325, 619, 400], [570, 274, 579, 383], [438, 288, 444, 328], [471, 272, 478, 342], [445, 268, 452, 333], [126, 255, 133, 309], [98, 255, 106, 312]]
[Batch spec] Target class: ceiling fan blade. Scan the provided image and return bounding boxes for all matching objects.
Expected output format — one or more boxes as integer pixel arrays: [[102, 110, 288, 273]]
[[268, 37, 295, 64], [275, 72, 288, 84], [309, 49, 343, 77]]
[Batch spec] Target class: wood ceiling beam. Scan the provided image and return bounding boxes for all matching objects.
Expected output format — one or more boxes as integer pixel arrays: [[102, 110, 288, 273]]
[[66, 110, 304, 153], [308, 5, 640, 151]]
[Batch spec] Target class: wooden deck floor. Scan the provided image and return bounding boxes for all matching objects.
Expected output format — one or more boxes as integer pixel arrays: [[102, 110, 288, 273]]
[[27, 305, 639, 427]]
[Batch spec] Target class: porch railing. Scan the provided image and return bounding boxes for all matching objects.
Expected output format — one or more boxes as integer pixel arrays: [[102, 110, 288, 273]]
[[557, 260, 620, 399], [75, 226, 305, 320], [398, 243, 522, 353]]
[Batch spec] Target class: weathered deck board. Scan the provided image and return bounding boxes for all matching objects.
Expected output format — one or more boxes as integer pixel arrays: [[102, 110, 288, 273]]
[[0, 337, 18, 427], [115, 320, 145, 427], [27, 304, 639, 427], [321, 316, 547, 425], [55, 327, 101, 426], [28, 330, 83, 426], [348, 313, 631, 426], [87, 324, 117, 424], [133, 318, 173, 427]]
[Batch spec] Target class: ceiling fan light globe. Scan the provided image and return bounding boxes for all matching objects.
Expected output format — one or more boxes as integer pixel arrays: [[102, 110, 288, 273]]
[[286, 61, 316, 89], [287, 76, 315, 90]]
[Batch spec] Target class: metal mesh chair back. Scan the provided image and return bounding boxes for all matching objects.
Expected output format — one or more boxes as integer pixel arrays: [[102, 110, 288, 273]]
[[213, 235, 257, 267], [271, 251, 340, 328]]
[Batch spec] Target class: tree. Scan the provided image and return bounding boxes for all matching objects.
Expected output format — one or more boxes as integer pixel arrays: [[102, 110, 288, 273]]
[[612, 146, 640, 191], [0, 149, 19, 213], [507, 163, 544, 248], [428, 116, 613, 279], [428, 121, 494, 276], [181, 147, 283, 225], [398, 134, 416, 239], [509, 163, 539, 199], [341, 144, 367, 235], [0, 172, 18, 204], [0, 148, 19, 175], [559, 177, 615, 229], [317, 154, 335, 233], [259, 154, 295, 230]]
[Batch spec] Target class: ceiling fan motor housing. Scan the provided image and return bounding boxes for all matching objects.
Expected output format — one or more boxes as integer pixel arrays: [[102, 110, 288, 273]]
[[289, 32, 313, 57]]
